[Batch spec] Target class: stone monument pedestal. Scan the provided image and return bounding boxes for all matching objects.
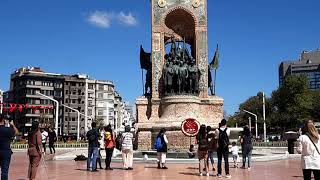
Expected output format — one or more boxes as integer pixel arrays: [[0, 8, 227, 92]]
[[136, 95, 223, 150]]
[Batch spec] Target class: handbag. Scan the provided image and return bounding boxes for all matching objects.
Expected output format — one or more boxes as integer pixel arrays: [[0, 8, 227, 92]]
[[306, 133, 320, 155]]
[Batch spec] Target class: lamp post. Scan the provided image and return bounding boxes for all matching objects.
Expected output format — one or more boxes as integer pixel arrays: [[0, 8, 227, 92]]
[[61, 104, 80, 141], [36, 92, 59, 135], [243, 109, 258, 138], [262, 92, 267, 142]]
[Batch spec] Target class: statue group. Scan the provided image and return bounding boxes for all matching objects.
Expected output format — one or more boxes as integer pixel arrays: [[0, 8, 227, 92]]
[[162, 37, 199, 96]]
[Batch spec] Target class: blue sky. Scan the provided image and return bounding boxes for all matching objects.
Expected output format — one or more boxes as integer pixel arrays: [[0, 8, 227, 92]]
[[0, 0, 319, 115]]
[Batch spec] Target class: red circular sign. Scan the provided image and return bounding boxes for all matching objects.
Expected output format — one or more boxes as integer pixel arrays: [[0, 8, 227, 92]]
[[181, 118, 200, 137]]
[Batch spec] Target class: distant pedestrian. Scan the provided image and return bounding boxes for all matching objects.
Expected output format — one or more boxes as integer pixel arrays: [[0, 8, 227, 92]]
[[121, 125, 134, 170], [41, 129, 48, 154], [86, 122, 99, 172], [27, 121, 43, 180], [96, 126, 104, 170], [207, 126, 217, 173], [297, 120, 320, 180], [0, 114, 18, 180], [155, 128, 168, 169], [240, 126, 253, 170], [187, 145, 196, 158], [230, 142, 239, 168], [48, 128, 56, 154], [197, 124, 209, 176], [104, 125, 115, 170], [215, 119, 231, 178]]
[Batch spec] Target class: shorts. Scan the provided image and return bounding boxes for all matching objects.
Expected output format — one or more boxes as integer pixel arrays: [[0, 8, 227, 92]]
[[232, 155, 238, 161]]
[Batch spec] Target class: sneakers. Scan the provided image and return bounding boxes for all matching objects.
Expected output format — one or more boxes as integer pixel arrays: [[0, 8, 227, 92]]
[[199, 173, 203, 176], [206, 173, 210, 176], [226, 174, 232, 178], [162, 166, 168, 169], [128, 167, 133, 170], [217, 174, 222, 178], [248, 167, 251, 171]]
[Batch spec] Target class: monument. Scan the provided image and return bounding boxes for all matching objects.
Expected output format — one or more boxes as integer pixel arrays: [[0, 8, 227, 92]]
[[136, 0, 224, 150]]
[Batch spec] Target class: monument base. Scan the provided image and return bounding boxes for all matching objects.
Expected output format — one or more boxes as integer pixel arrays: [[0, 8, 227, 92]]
[[136, 95, 224, 150]]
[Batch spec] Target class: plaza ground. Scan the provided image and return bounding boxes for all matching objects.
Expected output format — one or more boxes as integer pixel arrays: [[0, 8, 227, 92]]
[[8, 152, 306, 180]]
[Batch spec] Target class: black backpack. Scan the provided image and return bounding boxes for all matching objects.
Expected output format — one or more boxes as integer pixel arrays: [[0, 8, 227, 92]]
[[218, 128, 229, 149]]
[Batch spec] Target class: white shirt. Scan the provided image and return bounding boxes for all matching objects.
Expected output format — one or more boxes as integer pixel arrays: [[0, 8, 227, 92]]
[[41, 131, 48, 143], [163, 134, 168, 144], [121, 132, 134, 150], [297, 135, 320, 170], [230, 146, 239, 156]]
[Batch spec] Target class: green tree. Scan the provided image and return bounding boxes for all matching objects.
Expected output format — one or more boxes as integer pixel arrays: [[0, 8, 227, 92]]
[[271, 75, 313, 132]]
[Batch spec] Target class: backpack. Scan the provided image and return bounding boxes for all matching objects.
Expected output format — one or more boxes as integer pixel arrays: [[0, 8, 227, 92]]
[[218, 128, 229, 150], [115, 134, 122, 150], [154, 136, 163, 150], [198, 135, 208, 151]]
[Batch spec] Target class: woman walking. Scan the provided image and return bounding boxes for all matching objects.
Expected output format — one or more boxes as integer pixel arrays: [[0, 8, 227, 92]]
[[121, 125, 134, 170], [297, 120, 320, 180], [196, 124, 209, 176], [104, 125, 115, 170], [155, 128, 168, 169], [240, 126, 253, 170], [27, 121, 43, 180]]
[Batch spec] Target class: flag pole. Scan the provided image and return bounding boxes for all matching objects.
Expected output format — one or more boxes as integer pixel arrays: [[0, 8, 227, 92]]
[[142, 69, 144, 95], [214, 68, 217, 95]]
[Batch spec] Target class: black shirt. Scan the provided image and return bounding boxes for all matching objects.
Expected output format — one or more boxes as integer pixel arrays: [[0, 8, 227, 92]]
[[0, 125, 15, 151]]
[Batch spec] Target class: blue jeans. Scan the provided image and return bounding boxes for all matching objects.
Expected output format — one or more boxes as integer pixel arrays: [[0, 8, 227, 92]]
[[242, 151, 252, 168], [217, 148, 229, 175], [87, 147, 98, 170], [207, 151, 214, 165], [0, 150, 12, 180]]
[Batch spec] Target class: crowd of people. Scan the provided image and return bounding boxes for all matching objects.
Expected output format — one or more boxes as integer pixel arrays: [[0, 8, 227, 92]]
[[0, 113, 320, 180]]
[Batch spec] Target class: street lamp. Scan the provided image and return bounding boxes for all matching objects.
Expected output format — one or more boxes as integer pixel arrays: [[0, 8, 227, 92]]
[[243, 109, 258, 138], [61, 104, 80, 141], [262, 92, 267, 142], [36, 92, 59, 135]]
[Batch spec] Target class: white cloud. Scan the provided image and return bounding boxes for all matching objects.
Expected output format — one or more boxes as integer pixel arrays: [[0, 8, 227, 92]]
[[118, 12, 137, 26], [87, 11, 111, 29], [86, 11, 137, 28]]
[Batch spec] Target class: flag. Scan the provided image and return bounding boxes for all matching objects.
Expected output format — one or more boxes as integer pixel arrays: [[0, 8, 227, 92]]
[[140, 45, 152, 70], [209, 44, 219, 70]]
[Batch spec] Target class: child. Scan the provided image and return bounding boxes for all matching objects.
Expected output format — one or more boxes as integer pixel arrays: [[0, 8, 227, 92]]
[[230, 142, 239, 168]]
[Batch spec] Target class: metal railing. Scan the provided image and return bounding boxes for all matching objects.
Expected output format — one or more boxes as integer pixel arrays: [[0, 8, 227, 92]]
[[11, 143, 88, 149]]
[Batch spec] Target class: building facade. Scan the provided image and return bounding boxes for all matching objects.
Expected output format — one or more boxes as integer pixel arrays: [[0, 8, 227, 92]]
[[5, 67, 64, 134], [5, 67, 124, 137], [279, 49, 320, 90]]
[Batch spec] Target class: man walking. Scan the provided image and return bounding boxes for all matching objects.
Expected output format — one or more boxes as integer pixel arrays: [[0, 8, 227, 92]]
[[86, 122, 99, 172], [41, 129, 48, 154], [48, 128, 57, 154], [215, 119, 231, 178], [0, 114, 18, 180]]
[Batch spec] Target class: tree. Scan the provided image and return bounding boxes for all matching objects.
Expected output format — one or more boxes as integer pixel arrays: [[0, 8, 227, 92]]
[[271, 75, 313, 132]]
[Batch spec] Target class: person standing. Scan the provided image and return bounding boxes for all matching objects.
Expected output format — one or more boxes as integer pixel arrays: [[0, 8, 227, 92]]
[[215, 119, 231, 178], [48, 128, 57, 154], [86, 122, 99, 172], [104, 125, 115, 170], [297, 120, 320, 180], [96, 126, 104, 170], [240, 126, 253, 170], [41, 129, 48, 154], [27, 121, 43, 180], [0, 114, 18, 180], [207, 126, 217, 173], [121, 125, 134, 170], [155, 128, 168, 169], [197, 125, 209, 176]]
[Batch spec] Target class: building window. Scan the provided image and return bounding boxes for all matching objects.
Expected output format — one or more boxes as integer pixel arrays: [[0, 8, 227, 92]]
[[99, 84, 104, 90], [65, 90, 69, 95], [98, 93, 103, 99], [88, 84, 94, 89]]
